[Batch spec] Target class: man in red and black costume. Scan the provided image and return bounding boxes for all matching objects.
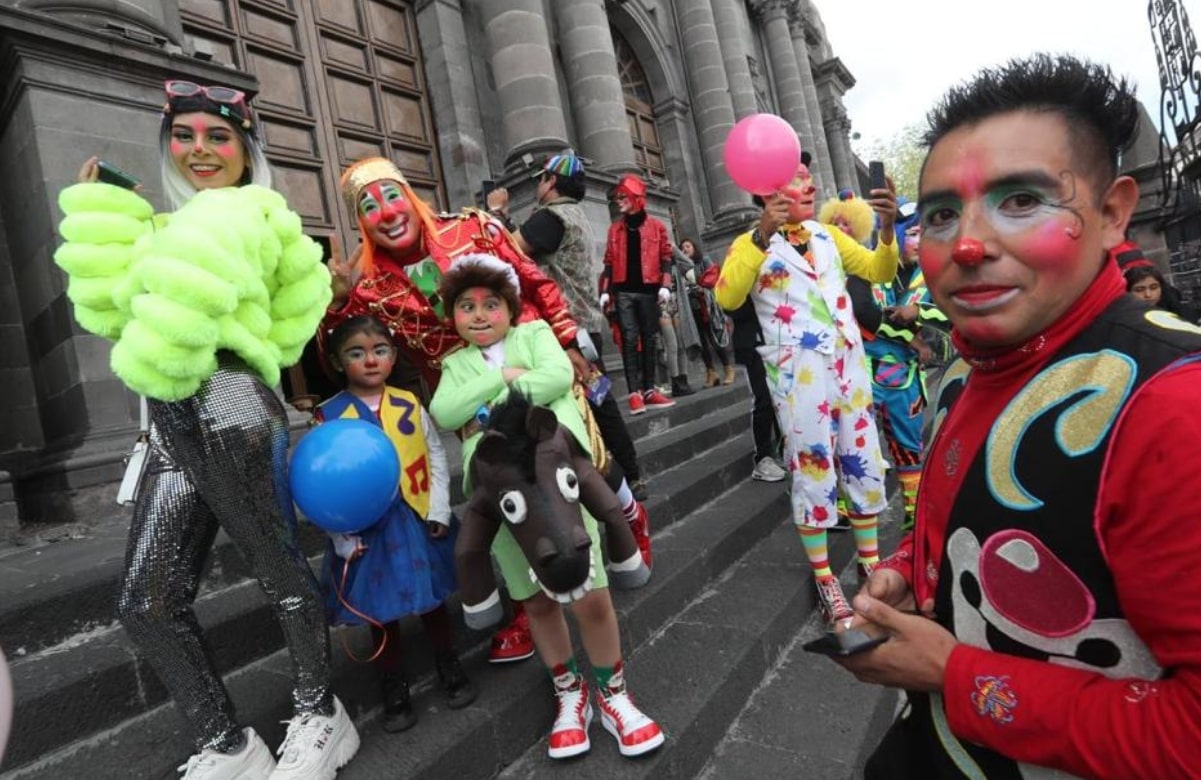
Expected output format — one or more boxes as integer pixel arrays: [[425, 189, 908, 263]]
[[837, 55, 1201, 779], [324, 157, 583, 666], [600, 174, 676, 415]]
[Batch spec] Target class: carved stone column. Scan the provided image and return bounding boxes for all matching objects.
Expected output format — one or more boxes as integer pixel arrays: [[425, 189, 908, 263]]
[[475, 0, 569, 168], [749, 0, 813, 171], [787, 4, 834, 198], [676, 0, 745, 216], [815, 57, 859, 194], [711, 0, 758, 119], [551, 0, 637, 172]]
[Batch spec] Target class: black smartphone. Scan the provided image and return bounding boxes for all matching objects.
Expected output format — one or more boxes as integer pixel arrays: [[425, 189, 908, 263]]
[[802, 628, 888, 657], [96, 160, 140, 190], [479, 178, 496, 208], [868, 160, 886, 193]]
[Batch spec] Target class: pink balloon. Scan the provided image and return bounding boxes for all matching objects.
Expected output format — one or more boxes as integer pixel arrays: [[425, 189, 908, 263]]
[[723, 114, 802, 196]]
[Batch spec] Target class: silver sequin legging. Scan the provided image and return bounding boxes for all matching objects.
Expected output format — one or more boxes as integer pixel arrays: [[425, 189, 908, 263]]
[[116, 362, 333, 752]]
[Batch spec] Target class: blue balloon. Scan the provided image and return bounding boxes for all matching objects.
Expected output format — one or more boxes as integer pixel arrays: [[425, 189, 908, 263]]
[[289, 419, 400, 533]]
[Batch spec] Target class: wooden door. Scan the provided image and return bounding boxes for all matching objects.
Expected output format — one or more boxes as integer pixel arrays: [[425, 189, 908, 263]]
[[179, 0, 446, 401]]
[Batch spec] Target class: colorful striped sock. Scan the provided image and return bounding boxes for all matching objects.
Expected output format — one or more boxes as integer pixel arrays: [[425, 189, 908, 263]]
[[898, 468, 922, 531], [848, 514, 879, 566], [797, 526, 833, 579]]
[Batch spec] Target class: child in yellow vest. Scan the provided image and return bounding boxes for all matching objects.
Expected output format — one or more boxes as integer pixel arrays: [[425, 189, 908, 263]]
[[316, 315, 475, 733]]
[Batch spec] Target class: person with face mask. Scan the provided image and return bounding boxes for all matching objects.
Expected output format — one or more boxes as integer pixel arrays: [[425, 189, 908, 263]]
[[715, 153, 899, 628], [599, 174, 678, 415]]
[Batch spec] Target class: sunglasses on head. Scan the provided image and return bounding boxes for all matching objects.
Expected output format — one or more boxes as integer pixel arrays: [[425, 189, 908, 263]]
[[165, 80, 251, 123]]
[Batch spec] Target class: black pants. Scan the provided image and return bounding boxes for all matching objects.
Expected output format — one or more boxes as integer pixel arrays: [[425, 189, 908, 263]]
[[616, 290, 661, 394], [691, 300, 730, 370], [589, 330, 641, 482], [734, 346, 780, 462]]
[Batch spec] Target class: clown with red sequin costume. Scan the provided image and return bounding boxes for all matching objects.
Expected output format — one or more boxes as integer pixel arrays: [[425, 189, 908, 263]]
[[322, 157, 653, 662], [715, 155, 899, 628]]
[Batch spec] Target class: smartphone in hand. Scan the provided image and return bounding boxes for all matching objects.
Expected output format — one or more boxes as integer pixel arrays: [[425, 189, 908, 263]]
[[802, 628, 888, 657], [868, 160, 886, 193], [96, 160, 140, 190], [479, 178, 496, 209]]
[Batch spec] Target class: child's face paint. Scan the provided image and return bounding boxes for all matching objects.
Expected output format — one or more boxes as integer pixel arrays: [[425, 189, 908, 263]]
[[169, 112, 247, 191], [452, 287, 512, 347], [917, 111, 1113, 348], [338, 331, 396, 395], [358, 181, 419, 253]]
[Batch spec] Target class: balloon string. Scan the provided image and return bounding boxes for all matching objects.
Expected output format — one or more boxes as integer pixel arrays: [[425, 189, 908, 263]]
[[335, 557, 388, 664]]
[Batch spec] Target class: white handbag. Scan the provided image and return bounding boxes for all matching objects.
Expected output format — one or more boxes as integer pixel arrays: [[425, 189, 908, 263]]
[[116, 397, 150, 507]]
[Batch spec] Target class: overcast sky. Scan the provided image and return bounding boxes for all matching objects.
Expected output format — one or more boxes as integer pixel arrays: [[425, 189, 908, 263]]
[[820, 0, 1191, 153]]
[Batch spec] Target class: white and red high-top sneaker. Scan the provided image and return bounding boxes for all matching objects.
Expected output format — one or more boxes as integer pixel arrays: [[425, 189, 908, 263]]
[[548, 672, 592, 759], [595, 665, 664, 758]]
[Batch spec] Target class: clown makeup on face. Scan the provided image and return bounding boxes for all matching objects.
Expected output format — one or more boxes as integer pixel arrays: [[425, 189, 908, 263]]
[[358, 180, 420, 253], [902, 224, 922, 264], [337, 331, 397, 398], [916, 111, 1129, 349], [453, 287, 513, 348], [781, 163, 817, 224], [169, 112, 247, 191]]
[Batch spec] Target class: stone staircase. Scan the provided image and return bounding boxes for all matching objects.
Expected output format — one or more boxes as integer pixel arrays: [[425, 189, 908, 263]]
[[0, 370, 900, 779]]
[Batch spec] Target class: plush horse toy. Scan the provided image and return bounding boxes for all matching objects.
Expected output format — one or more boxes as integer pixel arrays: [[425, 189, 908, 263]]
[[456, 393, 650, 629]]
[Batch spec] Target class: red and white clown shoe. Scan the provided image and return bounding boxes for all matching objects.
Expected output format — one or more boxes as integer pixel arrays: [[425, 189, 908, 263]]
[[595, 663, 664, 757], [548, 670, 592, 759]]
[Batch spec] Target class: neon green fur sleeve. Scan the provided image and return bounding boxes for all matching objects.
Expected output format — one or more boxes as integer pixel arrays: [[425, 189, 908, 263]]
[[54, 183, 331, 400]]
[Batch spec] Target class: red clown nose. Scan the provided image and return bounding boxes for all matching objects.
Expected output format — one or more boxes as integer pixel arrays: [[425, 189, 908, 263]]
[[952, 238, 986, 266]]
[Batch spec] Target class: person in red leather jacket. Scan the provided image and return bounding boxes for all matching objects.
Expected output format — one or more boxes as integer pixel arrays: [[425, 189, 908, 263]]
[[600, 174, 676, 415]]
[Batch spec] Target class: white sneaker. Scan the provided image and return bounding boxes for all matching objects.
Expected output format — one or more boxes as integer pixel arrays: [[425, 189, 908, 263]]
[[178, 728, 276, 779], [752, 456, 787, 482], [269, 697, 360, 780]]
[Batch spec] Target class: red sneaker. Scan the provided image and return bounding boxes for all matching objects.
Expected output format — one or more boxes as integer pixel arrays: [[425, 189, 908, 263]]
[[642, 388, 675, 409], [628, 393, 646, 415], [488, 611, 535, 664], [548, 676, 592, 759], [596, 670, 663, 758], [814, 576, 854, 627], [628, 501, 653, 570]]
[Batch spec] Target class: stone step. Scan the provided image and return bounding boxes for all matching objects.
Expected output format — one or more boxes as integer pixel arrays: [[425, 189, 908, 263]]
[[698, 518, 907, 780], [0, 391, 756, 776], [0, 381, 750, 659], [488, 514, 876, 780], [329, 446, 795, 780]]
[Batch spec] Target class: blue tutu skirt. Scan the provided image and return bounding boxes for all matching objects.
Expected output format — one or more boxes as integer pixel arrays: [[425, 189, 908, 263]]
[[320, 501, 459, 627]]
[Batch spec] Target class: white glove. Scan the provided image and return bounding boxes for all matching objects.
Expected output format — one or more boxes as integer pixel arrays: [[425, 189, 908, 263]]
[[658, 287, 671, 305], [599, 292, 610, 309], [331, 533, 365, 561]]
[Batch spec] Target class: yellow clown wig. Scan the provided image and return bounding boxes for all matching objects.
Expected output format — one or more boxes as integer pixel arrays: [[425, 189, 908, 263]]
[[339, 157, 448, 277], [818, 191, 874, 244]]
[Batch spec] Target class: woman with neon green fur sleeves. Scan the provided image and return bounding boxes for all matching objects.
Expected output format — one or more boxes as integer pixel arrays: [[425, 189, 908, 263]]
[[54, 82, 358, 780]]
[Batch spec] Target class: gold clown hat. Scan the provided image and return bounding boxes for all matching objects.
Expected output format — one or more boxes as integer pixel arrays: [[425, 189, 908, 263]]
[[340, 157, 408, 213]]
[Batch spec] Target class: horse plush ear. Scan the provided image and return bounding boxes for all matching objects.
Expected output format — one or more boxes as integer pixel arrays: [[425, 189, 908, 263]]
[[525, 405, 559, 442], [473, 431, 508, 466]]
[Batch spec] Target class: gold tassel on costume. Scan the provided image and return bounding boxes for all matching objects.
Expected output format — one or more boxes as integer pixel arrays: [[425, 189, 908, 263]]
[[573, 383, 611, 476]]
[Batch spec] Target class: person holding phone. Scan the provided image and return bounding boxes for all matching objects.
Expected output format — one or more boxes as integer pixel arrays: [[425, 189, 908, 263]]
[[715, 149, 899, 629], [841, 55, 1201, 780], [59, 81, 359, 779]]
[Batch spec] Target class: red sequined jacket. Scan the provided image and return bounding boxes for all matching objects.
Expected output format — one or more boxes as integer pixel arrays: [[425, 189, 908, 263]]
[[321, 210, 578, 393], [601, 212, 673, 292]]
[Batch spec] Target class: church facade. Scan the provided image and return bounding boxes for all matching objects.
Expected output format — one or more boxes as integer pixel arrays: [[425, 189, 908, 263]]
[[0, 0, 863, 532]]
